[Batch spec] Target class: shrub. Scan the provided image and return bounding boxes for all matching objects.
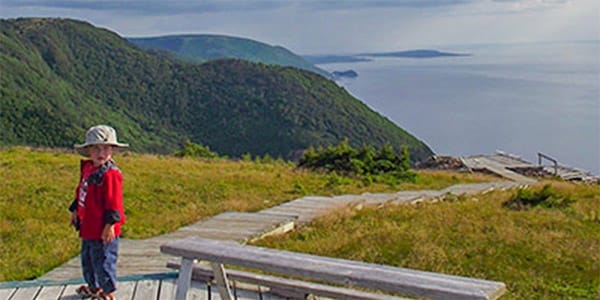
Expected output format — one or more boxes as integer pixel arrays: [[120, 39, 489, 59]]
[[298, 140, 416, 186], [504, 184, 574, 210], [174, 140, 219, 159]]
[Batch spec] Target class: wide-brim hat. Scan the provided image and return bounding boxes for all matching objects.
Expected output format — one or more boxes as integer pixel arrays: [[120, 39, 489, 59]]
[[74, 125, 129, 157]]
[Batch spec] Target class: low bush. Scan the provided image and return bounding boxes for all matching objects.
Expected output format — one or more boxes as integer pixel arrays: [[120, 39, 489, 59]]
[[298, 140, 415, 186], [503, 184, 574, 210], [173, 140, 219, 158]]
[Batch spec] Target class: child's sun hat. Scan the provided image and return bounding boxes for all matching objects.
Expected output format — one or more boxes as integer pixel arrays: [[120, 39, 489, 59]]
[[74, 125, 129, 156]]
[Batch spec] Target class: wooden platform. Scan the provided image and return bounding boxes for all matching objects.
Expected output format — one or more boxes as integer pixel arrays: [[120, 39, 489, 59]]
[[461, 152, 597, 183], [461, 154, 537, 184]]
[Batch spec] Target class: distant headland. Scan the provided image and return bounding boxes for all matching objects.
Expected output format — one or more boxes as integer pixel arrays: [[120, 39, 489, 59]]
[[304, 49, 471, 64]]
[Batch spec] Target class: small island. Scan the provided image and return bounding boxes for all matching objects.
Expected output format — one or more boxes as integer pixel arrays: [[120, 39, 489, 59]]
[[304, 49, 470, 64], [303, 55, 371, 64], [361, 49, 471, 58], [332, 70, 358, 79]]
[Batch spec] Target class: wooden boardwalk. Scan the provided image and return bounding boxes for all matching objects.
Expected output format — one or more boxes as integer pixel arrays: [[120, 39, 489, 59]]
[[0, 273, 287, 300], [38, 212, 298, 281], [2, 180, 527, 299]]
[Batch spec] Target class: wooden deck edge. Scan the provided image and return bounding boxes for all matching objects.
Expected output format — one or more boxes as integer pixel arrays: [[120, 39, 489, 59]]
[[0, 272, 178, 289]]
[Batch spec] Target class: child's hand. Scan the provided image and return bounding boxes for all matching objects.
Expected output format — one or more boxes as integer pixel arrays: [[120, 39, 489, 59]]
[[70, 212, 77, 227], [102, 225, 116, 244]]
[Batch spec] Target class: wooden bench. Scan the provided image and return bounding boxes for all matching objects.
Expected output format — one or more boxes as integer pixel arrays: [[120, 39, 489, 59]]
[[165, 261, 408, 300], [160, 237, 506, 300]]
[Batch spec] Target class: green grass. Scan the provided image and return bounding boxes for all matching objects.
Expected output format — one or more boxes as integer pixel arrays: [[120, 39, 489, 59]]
[[253, 182, 600, 299], [0, 147, 495, 281]]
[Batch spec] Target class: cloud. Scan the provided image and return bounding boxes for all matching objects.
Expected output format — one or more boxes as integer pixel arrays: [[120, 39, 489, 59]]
[[1, 0, 596, 53], [1, 0, 475, 16], [0, 0, 286, 15]]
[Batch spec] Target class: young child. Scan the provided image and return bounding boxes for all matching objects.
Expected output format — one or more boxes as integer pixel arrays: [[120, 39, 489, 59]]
[[69, 125, 128, 300]]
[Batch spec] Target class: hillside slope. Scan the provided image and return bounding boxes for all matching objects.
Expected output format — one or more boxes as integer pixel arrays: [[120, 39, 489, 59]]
[[129, 34, 332, 78], [0, 18, 433, 160]]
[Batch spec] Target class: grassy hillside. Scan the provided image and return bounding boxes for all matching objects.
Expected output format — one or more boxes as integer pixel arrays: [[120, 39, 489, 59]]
[[255, 182, 600, 299], [0, 147, 495, 281], [1, 18, 433, 160], [129, 34, 332, 78]]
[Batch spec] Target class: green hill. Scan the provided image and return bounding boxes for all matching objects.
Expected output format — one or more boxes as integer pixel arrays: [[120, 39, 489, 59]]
[[128, 34, 332, 78], [0, 18, 433, 160]]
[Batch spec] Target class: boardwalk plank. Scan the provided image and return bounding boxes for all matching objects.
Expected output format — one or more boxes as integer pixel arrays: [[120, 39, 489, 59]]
[[0, 288, 16, 300], [132, 279, 160, 300], [114, 281, 136, 300], [35, 285, 65, 300], [60, 284, 85, 300], [11, 286, 40, 300], [233, 288, 262, 300], [159, 278, 177, 300], [187, 280, 209, 300]]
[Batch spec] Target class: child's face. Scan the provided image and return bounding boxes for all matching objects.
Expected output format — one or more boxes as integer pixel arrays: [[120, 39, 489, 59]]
[[88, 144, 114, 166]]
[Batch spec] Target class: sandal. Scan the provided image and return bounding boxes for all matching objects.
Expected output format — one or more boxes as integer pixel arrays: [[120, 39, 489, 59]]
[[75, 285, 101, 298], [93, 291, 115, 300]]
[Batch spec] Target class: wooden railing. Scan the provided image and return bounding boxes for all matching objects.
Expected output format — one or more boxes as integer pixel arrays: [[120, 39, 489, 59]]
[[161, 237, 506, 300], [538, 152, 558, 175]]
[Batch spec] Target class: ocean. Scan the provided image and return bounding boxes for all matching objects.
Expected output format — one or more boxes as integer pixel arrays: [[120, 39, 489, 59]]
[[318, 41, 600, 175]]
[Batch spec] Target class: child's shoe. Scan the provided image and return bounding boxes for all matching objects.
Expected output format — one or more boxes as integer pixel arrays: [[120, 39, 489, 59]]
[[93, 291, 115, 300], [75, 285, 101, 298]]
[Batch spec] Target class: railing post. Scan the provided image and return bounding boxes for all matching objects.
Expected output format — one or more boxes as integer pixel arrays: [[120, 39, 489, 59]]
[[538, 152, 558, 176]]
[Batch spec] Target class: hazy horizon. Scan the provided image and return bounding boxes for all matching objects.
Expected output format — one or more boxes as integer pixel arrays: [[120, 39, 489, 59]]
[[1, 0, 598, 54]]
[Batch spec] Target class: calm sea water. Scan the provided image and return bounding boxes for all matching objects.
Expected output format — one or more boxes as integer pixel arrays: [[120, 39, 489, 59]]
[[319, 42, 600, 175]]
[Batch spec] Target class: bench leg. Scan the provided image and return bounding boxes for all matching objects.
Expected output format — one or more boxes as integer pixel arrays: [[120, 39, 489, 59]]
[[175, 258, 194, 300], [211, 262, 234, 300]]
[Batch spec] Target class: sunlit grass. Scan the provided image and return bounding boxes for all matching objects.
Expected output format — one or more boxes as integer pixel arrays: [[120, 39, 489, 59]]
[[254, 182, 600, 299], [0, 147, 497, 281]]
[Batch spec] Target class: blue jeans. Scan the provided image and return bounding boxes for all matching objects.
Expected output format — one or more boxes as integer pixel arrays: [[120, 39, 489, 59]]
[[80, 238, 119, 293]]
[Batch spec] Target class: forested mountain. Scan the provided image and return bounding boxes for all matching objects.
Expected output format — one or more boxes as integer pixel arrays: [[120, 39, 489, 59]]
[[0, 18, 434, 161], [129, 34, 332, 78]]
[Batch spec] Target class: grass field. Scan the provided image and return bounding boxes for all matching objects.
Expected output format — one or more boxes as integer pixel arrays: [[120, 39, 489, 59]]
[[0, 147, 495, 281], [254, 182, 600, 299]]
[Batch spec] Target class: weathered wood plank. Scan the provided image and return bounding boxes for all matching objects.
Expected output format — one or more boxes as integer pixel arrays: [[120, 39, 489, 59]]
[[161, 238, 505, 300], [159, 278, 177, 300], [206, 212, 295, 222], [167, 262, 407, 300], [187, 280, 209, 300], [114, 280, 136, 300], [61, 284, 85, 299], [233, 288, 263, 300], [0, 288, 16, 300], [35, 285, 65, 300], [10, 286, 40, 300], [132, 279, 160, 300]]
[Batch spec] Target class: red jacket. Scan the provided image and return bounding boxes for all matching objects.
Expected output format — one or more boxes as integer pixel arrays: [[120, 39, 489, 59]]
[[75, 160, 125, 240]]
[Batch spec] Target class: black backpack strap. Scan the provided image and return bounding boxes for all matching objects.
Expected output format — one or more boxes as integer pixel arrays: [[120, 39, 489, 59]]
[[86, 159, 120, 185]]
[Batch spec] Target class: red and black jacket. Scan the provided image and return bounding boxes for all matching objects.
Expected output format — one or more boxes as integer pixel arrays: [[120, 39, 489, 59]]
[[69, 159, 125, 240]]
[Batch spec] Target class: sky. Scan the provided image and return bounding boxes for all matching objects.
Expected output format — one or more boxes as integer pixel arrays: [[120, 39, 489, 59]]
[[0, 0, 598, 54]]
